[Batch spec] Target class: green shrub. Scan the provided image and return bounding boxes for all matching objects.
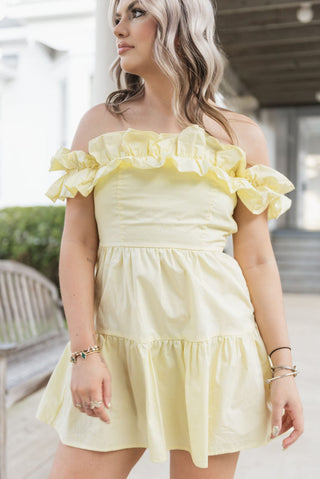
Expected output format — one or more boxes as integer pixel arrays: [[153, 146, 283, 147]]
[[0, 206, 65, 289]]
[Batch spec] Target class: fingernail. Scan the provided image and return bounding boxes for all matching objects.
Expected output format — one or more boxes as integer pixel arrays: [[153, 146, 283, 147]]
[[107, 402, 112, 409], [272, 425, 280, 437]]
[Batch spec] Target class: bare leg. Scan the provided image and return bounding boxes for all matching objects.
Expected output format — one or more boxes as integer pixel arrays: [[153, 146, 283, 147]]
[[170, 449, 240, 479], [48, 440, 146, 479]]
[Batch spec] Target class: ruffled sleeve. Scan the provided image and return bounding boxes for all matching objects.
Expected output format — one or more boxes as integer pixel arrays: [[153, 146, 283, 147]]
[[45, 147, 98, 202], [232, 162, 295, 220], [45, 128, 295, 219]]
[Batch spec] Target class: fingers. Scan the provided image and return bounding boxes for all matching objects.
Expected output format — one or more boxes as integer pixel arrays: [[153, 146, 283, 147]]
[[73, 397, 111, 422], [279, 410, 292, 435], [73, 396, 94, 416], [72, 374, 112, 423], [271, 401, 283, 439], [282, 406, 304, 449], [83, 403, 96, 417], [70, 357, 113, 423], [89, 398, 111, 423], [103, 375, 112, 409], [282, 427, 302, 449], [270, 400, 304, 449]]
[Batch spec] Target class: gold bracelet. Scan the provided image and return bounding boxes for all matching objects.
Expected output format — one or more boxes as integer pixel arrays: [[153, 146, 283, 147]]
[[70, 345, 101, 363]]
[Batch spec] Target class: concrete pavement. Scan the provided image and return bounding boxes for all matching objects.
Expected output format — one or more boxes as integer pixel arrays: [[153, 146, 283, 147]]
[[8, 294, 319, 478]]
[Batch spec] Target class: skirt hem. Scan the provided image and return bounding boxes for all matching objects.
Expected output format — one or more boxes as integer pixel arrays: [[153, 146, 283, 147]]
[[36, 413, 272, 469]]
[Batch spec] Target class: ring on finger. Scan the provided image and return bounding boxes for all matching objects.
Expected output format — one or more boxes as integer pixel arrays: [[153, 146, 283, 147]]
[[89, 400, 103, 410], [82, 400, 103, 410]]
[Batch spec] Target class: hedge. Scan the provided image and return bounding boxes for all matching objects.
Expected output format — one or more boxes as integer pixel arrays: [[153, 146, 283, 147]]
[[0, 206, 65, 290]]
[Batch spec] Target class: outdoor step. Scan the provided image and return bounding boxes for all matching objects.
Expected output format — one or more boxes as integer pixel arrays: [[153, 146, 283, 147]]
[[280, 284, 320, 294], [276, 261, 320, 269], [271, 229, 320, 293]]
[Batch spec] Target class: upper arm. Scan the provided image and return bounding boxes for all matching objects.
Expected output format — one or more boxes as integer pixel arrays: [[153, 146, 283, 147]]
[[62, 104, 108, 251], [232, 117, 276, 269]]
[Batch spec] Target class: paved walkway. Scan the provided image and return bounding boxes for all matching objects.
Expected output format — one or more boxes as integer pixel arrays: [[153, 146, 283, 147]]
[[7, 294, 319, 478]]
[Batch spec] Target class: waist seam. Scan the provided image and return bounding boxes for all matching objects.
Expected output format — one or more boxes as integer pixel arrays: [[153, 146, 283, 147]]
[[98, 243, 224, 252], [94, 328, 258, 343]]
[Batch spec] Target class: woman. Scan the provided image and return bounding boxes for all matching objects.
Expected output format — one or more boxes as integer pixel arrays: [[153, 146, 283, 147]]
[[36, 0, 304, 478]]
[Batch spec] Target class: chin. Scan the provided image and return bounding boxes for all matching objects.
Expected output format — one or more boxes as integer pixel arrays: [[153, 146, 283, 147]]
[[120, 66, 140, 76], [119, 61, 145, 77]]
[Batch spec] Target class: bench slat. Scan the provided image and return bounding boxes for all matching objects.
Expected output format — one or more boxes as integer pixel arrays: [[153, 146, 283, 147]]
[[36, 282, 50, 332], [28, 277, 44, 334], [15, 273, 34, 339], [19, 275, 38, 337], [6, 273, 25, 342], [0, 274, 16, 343], [42, 288, 58, 331], [0, 287, 9, 343]]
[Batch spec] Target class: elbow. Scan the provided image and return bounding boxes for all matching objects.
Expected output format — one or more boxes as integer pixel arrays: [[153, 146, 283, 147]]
[[236, 253, 277, 273], [60, 235, 98, 263]]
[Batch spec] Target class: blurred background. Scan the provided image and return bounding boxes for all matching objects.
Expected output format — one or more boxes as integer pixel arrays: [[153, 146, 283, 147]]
[[0, 1, 319, 478], [0, 0, 319, 292]]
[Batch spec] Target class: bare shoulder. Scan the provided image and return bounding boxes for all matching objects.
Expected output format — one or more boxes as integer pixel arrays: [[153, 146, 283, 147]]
[[70, 102, 123, 152], [224, 110, 271, 168], [204, 105, 270, 168]]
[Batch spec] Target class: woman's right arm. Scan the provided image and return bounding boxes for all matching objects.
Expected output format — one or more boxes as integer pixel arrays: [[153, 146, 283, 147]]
[[59, 192, 112, 423], [58, 107, 112, 423], [59, 191, 98, 353]]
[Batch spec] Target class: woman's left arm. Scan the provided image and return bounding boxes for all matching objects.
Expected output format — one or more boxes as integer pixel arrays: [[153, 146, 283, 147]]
[[232, 120, 304, 449]]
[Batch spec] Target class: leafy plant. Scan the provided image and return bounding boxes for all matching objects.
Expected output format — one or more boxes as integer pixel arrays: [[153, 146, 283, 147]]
[[0, 206, 65, 290]]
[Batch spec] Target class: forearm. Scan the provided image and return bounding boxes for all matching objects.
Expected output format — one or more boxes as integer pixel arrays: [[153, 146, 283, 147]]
[[241, 258, 293, 367], [59, 238, 97, 351]]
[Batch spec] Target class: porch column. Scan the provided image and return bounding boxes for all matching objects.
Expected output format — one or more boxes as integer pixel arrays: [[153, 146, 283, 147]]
[[93, 0, 117, 104]]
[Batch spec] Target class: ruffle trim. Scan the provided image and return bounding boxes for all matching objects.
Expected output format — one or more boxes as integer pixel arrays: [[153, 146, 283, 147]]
[[35, 329, 272, 468], [46, 125, 294, 219]]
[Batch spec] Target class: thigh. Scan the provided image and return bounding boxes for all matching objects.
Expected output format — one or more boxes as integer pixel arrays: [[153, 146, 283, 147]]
[[170, 449, 240, 479], [49, 440, 146, 479]]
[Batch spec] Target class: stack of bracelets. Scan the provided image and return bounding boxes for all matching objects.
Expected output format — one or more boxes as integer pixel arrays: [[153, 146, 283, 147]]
[[70, 344, 101, 364], [69, 344, 300, 385], [265, 346, 299, 384]]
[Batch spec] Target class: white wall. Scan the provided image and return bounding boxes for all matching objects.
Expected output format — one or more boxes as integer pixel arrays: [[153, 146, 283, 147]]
[[0, 4, 96, 208], [0, 41, 63, 207]]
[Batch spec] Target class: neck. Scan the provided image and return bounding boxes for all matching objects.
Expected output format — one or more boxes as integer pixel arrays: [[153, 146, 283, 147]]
[[142, 71, 175, 117]]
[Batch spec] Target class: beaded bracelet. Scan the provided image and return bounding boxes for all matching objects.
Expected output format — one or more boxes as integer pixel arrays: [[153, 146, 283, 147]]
[[70, 345, 101, 363]]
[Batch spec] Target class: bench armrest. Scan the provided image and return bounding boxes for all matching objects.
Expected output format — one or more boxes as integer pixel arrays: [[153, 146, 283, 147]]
[[0, 343, 18, 357]]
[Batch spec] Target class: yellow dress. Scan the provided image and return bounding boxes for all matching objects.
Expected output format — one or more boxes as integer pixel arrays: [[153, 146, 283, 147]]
[[36, 125, 294, 468]]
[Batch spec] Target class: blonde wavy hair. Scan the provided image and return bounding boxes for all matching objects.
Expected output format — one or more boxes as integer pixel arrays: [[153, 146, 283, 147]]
[[105, 0, 238, 145]]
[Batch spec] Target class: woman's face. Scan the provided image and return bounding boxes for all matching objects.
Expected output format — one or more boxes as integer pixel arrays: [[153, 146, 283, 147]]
[[113, 0, 158, 76]]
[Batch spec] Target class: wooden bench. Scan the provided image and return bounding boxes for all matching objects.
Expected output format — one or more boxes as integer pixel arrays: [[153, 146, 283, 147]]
[[0, 260, 69, 479]]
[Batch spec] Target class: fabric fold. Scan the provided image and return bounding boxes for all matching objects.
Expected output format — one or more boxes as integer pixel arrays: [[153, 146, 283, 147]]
[[36, 329, 272, 469], [45, 125, 294, 219]]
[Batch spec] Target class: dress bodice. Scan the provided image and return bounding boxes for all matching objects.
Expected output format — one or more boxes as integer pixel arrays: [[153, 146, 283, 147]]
[[46, 125, 294, 251]]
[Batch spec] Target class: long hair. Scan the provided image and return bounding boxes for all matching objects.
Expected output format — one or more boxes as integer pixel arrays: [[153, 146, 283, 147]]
[[105, 0, 238, 145]]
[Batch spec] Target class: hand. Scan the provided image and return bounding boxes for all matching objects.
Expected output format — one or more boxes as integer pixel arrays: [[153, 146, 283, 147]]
[[71, 352, 112, 423], [270, 375, 304, 449]]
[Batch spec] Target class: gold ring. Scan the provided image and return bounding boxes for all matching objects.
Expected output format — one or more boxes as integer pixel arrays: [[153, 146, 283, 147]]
[[89, 400, 103, 409], [75, 403, 83, 408]]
